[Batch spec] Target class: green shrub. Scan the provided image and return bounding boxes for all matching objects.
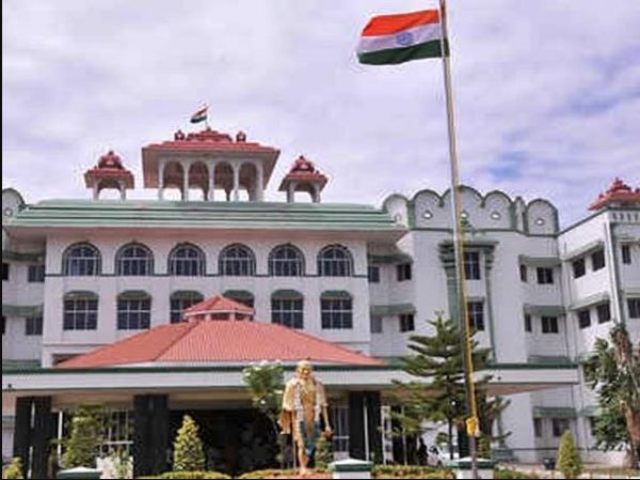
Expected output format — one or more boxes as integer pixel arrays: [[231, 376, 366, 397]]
[[314, 434, 333, 470], [2, 457, 24, 479], [494, 468, 539, 479], [238, 469, 326, 479], [556, 430, 582, 479], [139, 472, 231, 479], [372, 465, 455, 479], [173, 415, 206, 472], [61, 405, 105, 468]]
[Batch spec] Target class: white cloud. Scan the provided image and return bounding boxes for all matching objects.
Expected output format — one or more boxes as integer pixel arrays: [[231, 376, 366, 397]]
[[2, 0, 639, 226]]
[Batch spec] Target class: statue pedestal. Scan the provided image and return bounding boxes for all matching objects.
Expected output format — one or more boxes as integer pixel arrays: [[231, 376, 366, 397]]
[[328, 458, 373, 479], [447, 457, 495, 479]]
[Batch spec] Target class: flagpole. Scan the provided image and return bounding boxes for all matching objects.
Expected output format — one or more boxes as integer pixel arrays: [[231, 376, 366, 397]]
[[437, 0, 480, 478]]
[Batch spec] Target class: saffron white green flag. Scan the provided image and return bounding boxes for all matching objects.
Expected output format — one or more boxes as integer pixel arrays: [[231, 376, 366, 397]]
[[190, 106, 208, 124], [357, 9, 447, 65]]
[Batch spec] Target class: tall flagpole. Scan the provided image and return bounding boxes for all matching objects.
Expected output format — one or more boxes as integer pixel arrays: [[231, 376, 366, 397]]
[[437, 0, 480, 478]]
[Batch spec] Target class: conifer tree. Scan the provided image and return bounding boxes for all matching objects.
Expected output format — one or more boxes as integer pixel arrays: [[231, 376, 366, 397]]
[[173, 414, 206, 472], [2, 457, 24, 479], [393, 315, 508, 459], [556, 430, 582, 479], [62, 405, 104, 468]]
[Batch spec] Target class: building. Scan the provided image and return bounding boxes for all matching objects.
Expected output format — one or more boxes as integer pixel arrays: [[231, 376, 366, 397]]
[[2, 124, 638, 477]]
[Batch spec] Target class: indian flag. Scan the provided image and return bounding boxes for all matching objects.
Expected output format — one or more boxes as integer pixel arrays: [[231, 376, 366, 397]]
[[190, 106, 208, 124], [357, 9, 447, 65]]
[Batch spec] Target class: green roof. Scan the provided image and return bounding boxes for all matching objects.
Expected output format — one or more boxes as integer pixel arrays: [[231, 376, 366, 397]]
[[5, 199, 406, 234]]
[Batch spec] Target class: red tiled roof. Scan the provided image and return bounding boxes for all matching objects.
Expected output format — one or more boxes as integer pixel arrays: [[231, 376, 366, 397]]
[[589, 178, 640, 210], [144, 127, 278, 154], [57, 321, 382, 368], [84, 150, 135, 189], [279, 155, 328, 191], [183, 295, 254, 317]]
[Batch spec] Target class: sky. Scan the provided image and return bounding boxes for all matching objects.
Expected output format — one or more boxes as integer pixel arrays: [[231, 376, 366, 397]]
[[3, 0, 640, 226]]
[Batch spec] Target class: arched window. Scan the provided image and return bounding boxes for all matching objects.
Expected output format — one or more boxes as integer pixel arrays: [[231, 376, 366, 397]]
[[116, 243, 154, 276], [63, 291, 98, 330], [170, 291, 204, 323], [317, 245, 353, 277], [223, 290, 255, 309], [269, 244, 305, 276], [271, 290, 303, 329], [168, 243, 205, 276], [219, 244, 255, 276], [62, 243, 101, 276], [117, 291, 151, 330], [321, 291, 353, 329]]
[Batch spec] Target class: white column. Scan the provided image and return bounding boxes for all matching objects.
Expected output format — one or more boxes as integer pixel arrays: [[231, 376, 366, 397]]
[[256, 163, 264, 202], [182, 160, 192, 201], [232, 163, 240, 201], [287, 182, 296, 203], [312, 183, 321, 203], [158, 160, 165, 200], [119, 180, 126, 200], [207, 161, 216, 201], [92, 183, 99, 200]]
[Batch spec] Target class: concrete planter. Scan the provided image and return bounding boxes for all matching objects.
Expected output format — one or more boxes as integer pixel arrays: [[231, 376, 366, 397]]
[[329, 458, 374, 479], [447, 457, 496, 479], [56, 466, 102, 479]]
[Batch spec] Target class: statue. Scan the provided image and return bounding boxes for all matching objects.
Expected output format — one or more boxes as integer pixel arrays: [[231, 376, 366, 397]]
[[279, 360, 332, 476]]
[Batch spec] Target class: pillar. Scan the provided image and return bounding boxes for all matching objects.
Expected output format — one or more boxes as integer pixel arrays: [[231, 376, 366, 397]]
[[31, 397, 55, 480], [312, 183, 321, 203], [256, 163, 264, 202], [13, 397, 32, 479], [158, 160, 165, 200], [207, 161, 216, 201], [92, 184, 99, 200], [348, 391, 382, 462], [119, 180, 126, 200], [133, 394, 169, 478], [232, 164, 240, 201], [287, 183, 295, 203], [182, 161, 192, 201]]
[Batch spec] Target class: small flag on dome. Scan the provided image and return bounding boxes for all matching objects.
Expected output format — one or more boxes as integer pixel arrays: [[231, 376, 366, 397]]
[[357, 9, 446, 65], [190, 105, 208, 124]]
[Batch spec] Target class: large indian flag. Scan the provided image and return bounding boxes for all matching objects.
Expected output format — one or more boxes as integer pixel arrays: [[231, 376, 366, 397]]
[[357, 9, 446, 65]]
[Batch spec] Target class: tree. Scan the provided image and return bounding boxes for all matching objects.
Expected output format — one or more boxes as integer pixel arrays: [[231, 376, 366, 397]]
[[556, 431, 582, 479], [242, 361, 286, 468], [314, 434, 334, 470], [584, 324, 640, 467], [62, 405, 105, 468], [173, 415, 205, 472], [392, 315, 508, 461]]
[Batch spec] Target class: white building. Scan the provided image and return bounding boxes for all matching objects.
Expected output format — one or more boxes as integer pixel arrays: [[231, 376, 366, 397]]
[[2, 125, 638, 477]]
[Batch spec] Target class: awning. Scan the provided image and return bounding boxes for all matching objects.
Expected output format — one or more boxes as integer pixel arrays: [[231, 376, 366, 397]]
[[370, 304, 416, 317], [523, 304, 565, 316], [568, 292, 610, 311], [518, 255, 561, 268]]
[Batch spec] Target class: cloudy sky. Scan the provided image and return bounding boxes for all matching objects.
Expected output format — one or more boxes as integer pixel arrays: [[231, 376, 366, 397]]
[[3, 0, 639, 226]]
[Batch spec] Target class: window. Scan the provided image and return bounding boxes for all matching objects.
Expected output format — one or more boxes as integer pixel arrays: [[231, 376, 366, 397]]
[[597, 303, 611, 324], [271, 295, 303, 329], [318, 245, 353, 277], [628, 298, 640, 319], [116, 243, 153, 276], [367, 266, 380, 283], [541, 316, 559, 334], [62, 243, 101, 276], [63, 295, 98, 330], [321, 295, 353, 329], [219, 244, 255, 276], [370, 316, 383, 334], [28, 264, 45, 282], [467, 301, 485, 331], [591, 249, 606, 271], [2, 262, 9, 281], [533, 418, 543, 438], [464, 252, 481, 280], [330, 406, 350, 454], [578, 309, 591, 329], [552, 418, 570, 438], [524, 314, 532, 333], [269, 244, 304, 276], [170, 291, 204, 323], [117, 294, 151, 330], [399, 314, 414, 332], [169, 244, 205, 276], [572, 258, 586, 278], [99, 410, 133, 457], [520, 264, 527, 283], [536, 267, 554, 285], [621, 245, 632, 265], [396, 263, 412, 281], [25, 316, 43, 336]]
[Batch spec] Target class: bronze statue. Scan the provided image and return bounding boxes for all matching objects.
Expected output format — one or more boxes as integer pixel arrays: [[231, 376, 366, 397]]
[[279, 360, 332, 476]]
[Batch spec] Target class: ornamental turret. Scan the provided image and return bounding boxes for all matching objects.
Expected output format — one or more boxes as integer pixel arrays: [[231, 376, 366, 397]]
[[278, 155, 328, 203], [588, 178, 640, 211], [84, 150, 134, 200]]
